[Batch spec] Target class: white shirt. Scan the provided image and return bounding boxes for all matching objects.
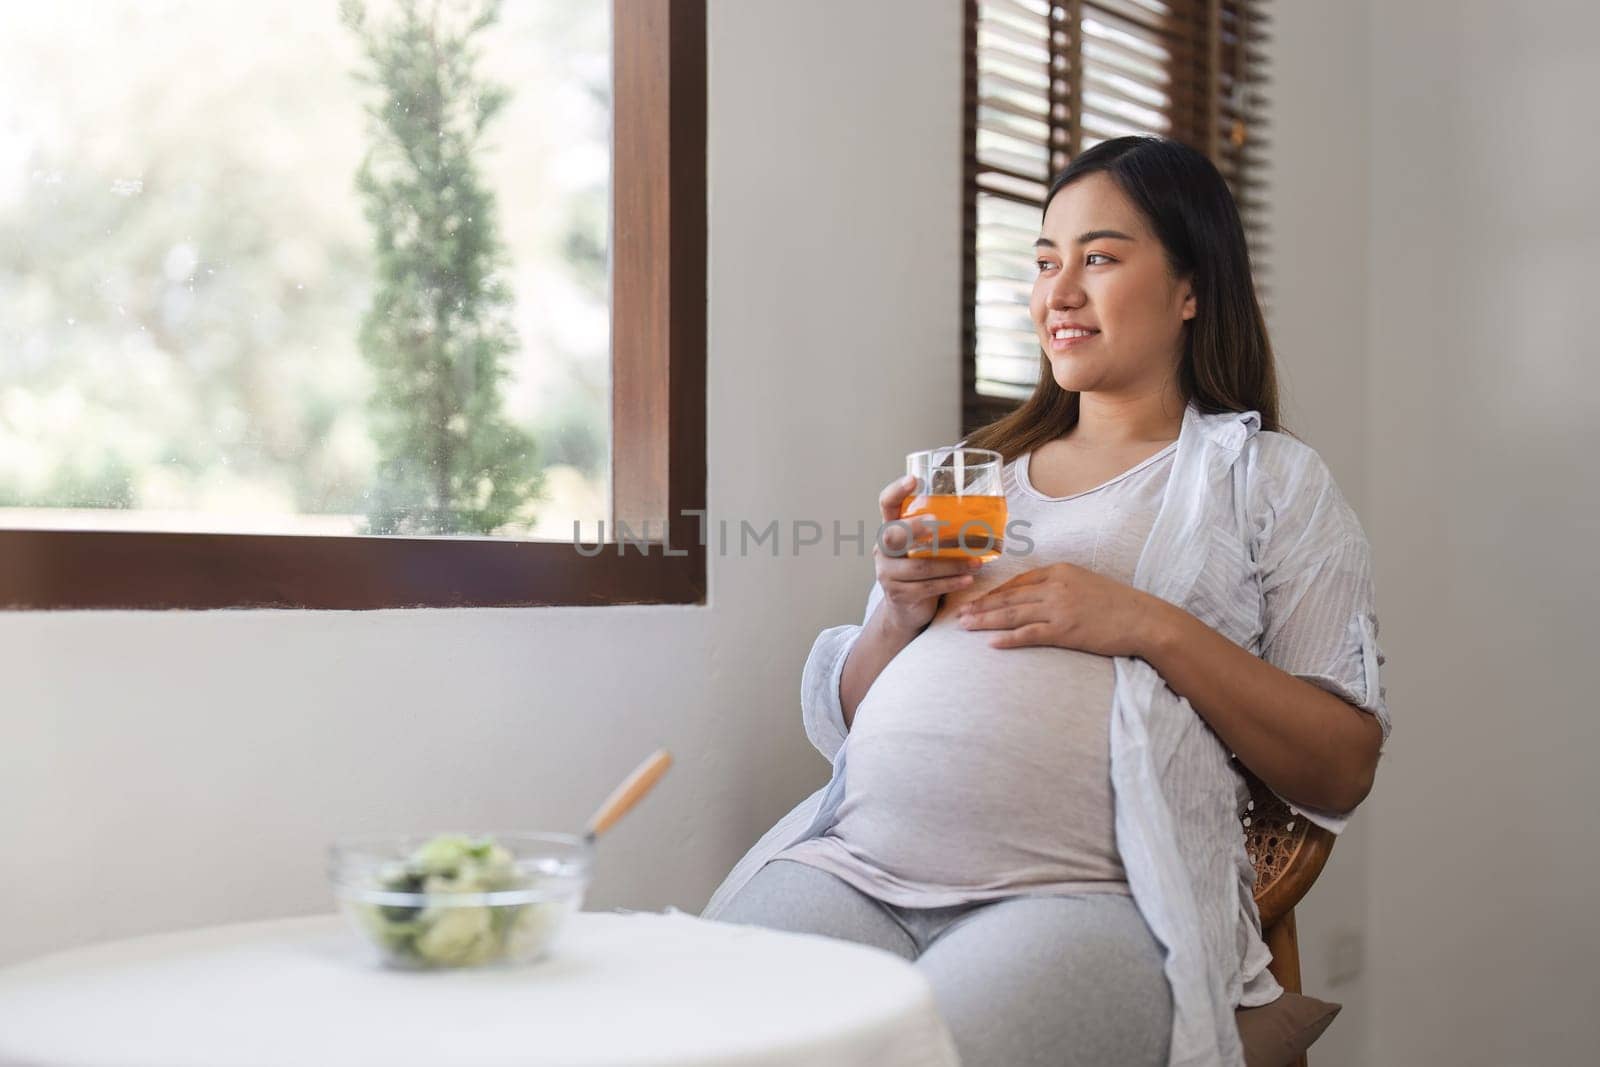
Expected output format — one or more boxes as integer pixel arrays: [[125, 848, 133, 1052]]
[[701, 401, 1392, 1067]]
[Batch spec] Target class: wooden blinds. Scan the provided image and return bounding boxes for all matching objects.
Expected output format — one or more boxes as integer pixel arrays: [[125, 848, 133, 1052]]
[[961, 0, 1271, 428]]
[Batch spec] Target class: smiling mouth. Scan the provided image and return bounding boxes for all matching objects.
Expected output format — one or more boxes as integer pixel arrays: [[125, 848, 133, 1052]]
[[1047, 327, 1099, 350]]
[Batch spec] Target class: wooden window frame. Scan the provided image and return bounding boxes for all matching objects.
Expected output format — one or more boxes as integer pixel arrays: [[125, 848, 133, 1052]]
[[0, 0, 706, 611]]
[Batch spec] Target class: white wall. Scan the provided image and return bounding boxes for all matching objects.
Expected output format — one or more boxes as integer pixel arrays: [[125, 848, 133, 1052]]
[[1365, 2, 1600, 1063], [1273, 5, 1600, 1063], [0, 0, 964, 966]]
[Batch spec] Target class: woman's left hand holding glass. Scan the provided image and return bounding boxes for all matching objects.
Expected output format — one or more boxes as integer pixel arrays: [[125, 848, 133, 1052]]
[[958, 562, 1170, 657]]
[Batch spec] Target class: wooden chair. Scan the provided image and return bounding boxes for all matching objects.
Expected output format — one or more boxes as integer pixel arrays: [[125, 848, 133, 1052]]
[[1238, 763, 1337, 1067]]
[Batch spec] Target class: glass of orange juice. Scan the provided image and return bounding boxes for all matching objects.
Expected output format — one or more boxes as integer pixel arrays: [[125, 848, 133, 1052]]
[[902, 447, 1006, 562]]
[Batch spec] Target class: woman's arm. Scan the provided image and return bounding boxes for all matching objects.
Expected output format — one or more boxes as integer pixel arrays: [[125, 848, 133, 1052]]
[[834, 478, 986, 732], [840, 604, 925, 729], [1139, 601, 1383, 814]]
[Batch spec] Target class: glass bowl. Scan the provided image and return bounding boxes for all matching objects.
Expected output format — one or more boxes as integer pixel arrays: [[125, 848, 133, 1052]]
[[329, 832, 593, 969]]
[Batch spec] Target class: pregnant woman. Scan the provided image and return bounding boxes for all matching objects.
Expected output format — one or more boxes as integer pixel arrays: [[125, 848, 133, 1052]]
[[702, 136, 1390, 1067]]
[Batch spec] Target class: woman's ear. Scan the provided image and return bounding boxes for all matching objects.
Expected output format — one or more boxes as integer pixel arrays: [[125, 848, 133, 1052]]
[[1181, 284, 1197, 322]]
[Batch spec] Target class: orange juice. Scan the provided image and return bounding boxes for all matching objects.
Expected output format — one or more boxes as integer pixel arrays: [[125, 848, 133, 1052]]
[[900, 493, 1007, 561]]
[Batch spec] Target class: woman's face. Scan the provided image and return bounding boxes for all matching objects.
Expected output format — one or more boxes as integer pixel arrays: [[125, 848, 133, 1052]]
[[1029, 172, 1195, 397]]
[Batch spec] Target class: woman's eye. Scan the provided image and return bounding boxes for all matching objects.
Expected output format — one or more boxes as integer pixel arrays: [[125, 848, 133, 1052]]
[[1035, 259, 1055, 273], [1086, 252, 1112, 266]]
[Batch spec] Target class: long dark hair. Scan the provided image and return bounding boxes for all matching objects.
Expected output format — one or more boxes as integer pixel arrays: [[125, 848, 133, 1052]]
[[964, 135, 1284, 462]]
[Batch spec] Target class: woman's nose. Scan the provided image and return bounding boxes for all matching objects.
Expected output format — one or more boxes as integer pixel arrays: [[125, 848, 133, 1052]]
[[1048, 266, 1085, 309]]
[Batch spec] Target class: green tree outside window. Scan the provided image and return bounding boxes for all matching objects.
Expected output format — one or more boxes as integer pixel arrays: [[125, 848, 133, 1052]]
[[342, 0, 543, 535]]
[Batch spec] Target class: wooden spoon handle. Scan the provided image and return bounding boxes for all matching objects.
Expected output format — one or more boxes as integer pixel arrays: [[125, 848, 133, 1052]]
[[585, 749, 673, 839]]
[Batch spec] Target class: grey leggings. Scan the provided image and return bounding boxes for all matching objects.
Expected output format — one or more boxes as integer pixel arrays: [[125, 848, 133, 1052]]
[[712, 858, 1173, 1067]]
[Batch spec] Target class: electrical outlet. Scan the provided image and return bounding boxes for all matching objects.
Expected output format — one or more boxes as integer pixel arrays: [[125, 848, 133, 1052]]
[[1327, 929, 1365, 986]]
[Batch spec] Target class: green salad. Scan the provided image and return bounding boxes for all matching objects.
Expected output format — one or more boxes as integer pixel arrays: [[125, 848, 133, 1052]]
[[353, 834, 565, 967]]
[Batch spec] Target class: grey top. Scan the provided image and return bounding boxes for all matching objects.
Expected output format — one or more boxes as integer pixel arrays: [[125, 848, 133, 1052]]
[[775, 441, 1179, 906]]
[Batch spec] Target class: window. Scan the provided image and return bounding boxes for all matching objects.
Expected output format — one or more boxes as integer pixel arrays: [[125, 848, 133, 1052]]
[[0, 0, 706, 609], [961, 0, 1270, 433]]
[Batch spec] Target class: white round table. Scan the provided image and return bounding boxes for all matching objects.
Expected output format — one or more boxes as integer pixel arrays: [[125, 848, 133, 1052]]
[[0, 910, 960, 1067]]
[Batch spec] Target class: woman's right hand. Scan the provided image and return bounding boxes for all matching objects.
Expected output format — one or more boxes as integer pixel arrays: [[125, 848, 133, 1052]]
[[873, 474, 984, 635]]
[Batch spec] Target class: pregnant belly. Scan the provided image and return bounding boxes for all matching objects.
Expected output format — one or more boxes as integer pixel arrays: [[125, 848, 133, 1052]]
[[828, 627, 1122, 885]]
